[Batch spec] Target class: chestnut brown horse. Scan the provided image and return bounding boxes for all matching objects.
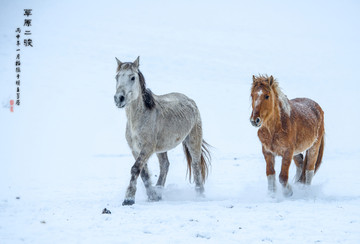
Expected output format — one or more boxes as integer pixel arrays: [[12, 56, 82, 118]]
[[250, 75, 325, 196]]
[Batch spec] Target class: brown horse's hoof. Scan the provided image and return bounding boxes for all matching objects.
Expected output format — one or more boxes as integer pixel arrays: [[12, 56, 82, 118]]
[[284, 190, 293, 197], [122, 199, 135, 206], [282, 184, 293, 197]]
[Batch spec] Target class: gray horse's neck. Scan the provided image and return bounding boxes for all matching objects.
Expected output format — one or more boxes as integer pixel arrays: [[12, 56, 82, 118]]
[[125, 94, 148, 121]]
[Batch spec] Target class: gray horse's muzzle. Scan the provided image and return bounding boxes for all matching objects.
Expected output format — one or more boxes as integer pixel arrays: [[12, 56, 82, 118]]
[[114, 93, 126, 108]]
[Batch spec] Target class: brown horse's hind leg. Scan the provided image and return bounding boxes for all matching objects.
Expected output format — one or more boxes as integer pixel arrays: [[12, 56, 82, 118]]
[[156, 152, 170, 187], [303, 140, 322, 185], [293, 154, 304, 183]]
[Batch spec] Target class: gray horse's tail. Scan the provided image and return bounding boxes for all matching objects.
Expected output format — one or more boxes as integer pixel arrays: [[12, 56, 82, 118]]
[[183, 140, 211, 183]]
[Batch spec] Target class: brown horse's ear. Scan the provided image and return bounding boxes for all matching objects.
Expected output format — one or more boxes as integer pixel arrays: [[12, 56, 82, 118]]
[[252, 75, 256, 83], [133, 56, 140, 68], [269, 75, 274, 86]]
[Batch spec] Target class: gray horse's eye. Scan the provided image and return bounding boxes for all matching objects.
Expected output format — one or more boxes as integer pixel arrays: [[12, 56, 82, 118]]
[[131, 76, 135, 81]]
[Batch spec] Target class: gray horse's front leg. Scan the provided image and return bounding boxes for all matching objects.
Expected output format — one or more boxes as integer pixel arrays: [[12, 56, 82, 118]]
[[123, 151, 151, 206], [140, 164, 161, 201], [144, 152, 170, 200]]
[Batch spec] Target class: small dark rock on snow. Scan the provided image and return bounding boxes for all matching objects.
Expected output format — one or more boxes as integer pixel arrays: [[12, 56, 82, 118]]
[[102, 208, 111, 214]]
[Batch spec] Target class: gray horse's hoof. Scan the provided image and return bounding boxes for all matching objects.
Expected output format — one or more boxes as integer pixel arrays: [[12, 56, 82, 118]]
[[148, 195, 162, 202], [148, 191, 162, 201], [122, 199, 135, 206], [195, 186, 205, 195], [196, 188, 206, 198]]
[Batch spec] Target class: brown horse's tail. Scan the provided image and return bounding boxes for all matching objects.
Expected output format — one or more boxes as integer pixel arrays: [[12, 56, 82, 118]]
[[315, 135, 325, 173], [183, 140, 211, 183]]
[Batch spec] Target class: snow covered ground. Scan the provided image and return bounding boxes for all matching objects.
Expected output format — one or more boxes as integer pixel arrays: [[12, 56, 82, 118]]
[[1, 0, 360, 243]]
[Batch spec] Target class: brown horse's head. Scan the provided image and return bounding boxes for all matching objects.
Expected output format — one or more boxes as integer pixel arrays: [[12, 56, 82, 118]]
[[250, 75, 276, 127]]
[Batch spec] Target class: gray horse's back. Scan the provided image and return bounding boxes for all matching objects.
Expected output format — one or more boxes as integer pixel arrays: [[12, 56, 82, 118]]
[[153, 92, 201, 152], [156, 92, 199, 120], [157, 92, 196, 107]]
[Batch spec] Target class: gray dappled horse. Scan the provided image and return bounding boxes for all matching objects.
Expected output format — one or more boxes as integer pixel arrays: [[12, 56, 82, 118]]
[[114, 57, 211, 206]]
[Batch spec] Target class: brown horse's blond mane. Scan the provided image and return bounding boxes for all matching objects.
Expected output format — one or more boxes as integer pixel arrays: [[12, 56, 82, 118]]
[[251, 74, 277, 91], [252, 75, 291, 116]]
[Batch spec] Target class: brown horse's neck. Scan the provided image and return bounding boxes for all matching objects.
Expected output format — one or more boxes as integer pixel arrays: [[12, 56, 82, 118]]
[[263, 99, 283, 134]]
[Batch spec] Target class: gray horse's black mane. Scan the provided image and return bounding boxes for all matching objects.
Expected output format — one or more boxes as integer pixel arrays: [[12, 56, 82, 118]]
[[138, 70, 155, 110]]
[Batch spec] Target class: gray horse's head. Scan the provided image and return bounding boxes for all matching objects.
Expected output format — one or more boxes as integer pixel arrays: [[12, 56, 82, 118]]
[[114, 57, 141, 108], [114, 56, 155, 109]]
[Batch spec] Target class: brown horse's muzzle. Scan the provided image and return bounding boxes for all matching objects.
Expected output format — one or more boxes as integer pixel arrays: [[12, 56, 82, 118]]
[[250, 112, 262, 127]]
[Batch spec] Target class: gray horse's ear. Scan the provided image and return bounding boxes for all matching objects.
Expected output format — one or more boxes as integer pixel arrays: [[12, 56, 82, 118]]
[[133, 56, 140, 68], [115, 57, 122, 66], [269, 75, 274, 86]]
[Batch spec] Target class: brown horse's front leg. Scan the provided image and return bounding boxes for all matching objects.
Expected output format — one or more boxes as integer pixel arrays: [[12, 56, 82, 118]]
[[262, 147, 276, 194], [123, 150, 152, 206], [279, 150, 294, 197]]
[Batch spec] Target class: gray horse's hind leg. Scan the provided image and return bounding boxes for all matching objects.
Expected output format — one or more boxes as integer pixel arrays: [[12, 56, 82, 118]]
[[185, 126, 205, 196], [191, 156, 204, 195], [156, 152, 170, 187]]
